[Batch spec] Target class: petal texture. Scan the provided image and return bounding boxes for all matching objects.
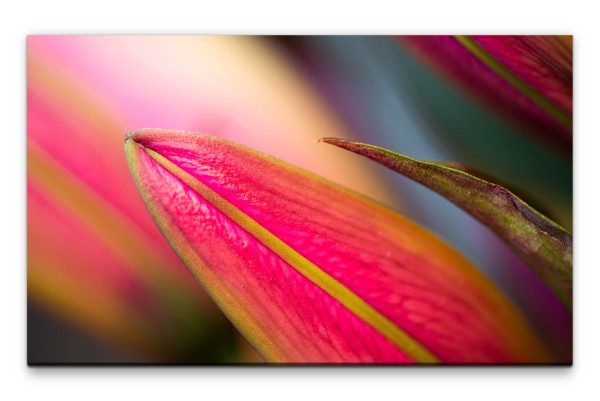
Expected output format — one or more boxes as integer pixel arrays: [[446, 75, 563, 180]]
[[126, 128, 552, 363]]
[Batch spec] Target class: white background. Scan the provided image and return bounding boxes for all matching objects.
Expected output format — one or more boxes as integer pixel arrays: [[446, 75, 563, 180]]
[[1, 1, 598, 400]]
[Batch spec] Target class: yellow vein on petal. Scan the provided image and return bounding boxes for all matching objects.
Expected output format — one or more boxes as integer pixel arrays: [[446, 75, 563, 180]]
[[132, 140, 440, 363], [455, 35, 572, 128], [126, 139, 321, 362]]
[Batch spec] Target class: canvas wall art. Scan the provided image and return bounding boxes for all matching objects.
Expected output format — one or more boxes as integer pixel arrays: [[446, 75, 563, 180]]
[[27, 35, 572, 365]]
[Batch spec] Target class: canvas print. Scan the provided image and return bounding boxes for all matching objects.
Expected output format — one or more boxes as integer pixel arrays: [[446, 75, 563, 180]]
[[27, 36, 572, 364]]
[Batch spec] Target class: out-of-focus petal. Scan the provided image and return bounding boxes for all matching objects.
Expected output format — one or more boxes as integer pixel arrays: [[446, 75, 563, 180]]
[[399, 36, 572, 154]]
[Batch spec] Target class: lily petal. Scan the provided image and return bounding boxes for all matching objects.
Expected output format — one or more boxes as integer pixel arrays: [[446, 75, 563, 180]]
[[126, 128, 552, 363], [320, 138, 572, 308], [399, 36, 572, 154], [28, 35, 395, 362]]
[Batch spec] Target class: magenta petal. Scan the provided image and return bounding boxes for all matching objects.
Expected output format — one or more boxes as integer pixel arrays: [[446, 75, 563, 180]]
[[473, 36, 572, 114], [126, 129, 553, 363], [400, 35, 572, 154]]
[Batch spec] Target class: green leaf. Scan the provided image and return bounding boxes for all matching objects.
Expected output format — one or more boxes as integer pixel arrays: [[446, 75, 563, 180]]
[[320, 138, 572, 308]]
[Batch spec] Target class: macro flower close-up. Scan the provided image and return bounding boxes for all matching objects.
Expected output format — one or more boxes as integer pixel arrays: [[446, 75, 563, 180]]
[[27, 35, 572, 364]]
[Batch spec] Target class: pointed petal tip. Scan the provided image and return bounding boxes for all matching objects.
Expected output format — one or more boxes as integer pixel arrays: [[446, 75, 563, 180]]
[[124, 130, 135, 143], [319, 137, 347, 146], [124, 128, 163, 144], [124, 129, 222, 151], [124, 130, 152, 148]]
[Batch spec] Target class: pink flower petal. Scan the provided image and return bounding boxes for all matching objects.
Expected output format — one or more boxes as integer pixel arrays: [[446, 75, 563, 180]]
[[126, 128, 552, 363]]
